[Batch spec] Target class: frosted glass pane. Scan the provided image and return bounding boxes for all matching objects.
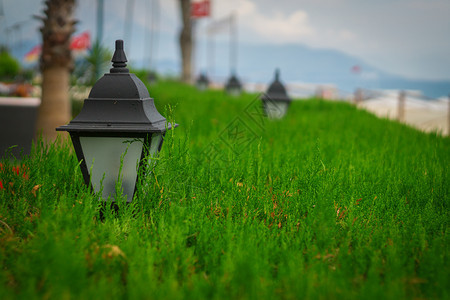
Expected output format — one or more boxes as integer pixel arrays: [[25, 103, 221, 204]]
[[80, 137, 143, 202], [227, 88, 241, 97], [147, 133, 162, 167], [264, 101, 288, 119]]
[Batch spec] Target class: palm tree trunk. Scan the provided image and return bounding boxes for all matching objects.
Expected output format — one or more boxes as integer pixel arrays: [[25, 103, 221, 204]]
[[35, 0, 76, 142], [36, 67, 71, 141], [178, 0, 192, 83]]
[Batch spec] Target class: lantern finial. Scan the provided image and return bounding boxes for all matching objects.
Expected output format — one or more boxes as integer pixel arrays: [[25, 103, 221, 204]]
[[275, 68, 280, 81], [110, 40, 129, 73]]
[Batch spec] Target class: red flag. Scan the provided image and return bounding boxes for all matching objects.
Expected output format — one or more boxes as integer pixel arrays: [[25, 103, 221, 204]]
[[351, 65, 361, 74], [191, 0, 210, 18], [70, 31, 91, 52], [23, 31, 91, 63], [24, 45, 41, 63]]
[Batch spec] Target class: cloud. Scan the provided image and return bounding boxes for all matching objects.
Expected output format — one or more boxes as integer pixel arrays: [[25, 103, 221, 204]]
[[337, 29, 356, 41], [214, 0, 314, 44], [248, 10, 314, 43], [209, 0, 361, 49], [242, 2, 314, 43]]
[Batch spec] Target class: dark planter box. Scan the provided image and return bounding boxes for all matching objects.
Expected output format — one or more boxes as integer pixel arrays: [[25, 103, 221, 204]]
[[0, 97, 40, 158]]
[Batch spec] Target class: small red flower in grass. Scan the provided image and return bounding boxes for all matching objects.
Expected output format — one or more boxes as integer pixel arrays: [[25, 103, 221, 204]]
[[12, 166, 19, 176], [0, 163, 4, 190], [0, 163, 29, 190], [9, 165, 29, 179]]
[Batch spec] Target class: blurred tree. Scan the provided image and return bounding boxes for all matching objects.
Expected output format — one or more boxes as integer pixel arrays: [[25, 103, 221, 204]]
[[35, 0, 76, 141], [178, 0, 192, 83], [0, 48, 20, 81], [72, 40, 111, 86]]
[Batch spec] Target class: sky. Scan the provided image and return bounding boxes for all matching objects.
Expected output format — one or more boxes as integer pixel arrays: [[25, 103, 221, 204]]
[[1, 0, 450, 81]]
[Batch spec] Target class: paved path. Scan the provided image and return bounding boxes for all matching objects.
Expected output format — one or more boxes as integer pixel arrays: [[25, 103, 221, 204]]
[[358, 96, 449, 136]]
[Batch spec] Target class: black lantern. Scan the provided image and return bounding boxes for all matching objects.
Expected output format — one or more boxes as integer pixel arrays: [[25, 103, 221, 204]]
[[225, 74, 242, 96], [196, 73, 209, 91], [57, 40, 177, 202], [261, 69, 291, 119]]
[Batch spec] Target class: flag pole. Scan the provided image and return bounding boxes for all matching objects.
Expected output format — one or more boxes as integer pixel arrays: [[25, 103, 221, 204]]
[[229, 11, 237, 75], [95, 0, 104, 80], [207, 24, 214, 78], [191, 18, 197, 83], [124, 0, 135, 52]]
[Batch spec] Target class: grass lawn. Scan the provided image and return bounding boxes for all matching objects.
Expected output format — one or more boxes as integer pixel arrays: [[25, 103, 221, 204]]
[[0, 80, 449, 299]]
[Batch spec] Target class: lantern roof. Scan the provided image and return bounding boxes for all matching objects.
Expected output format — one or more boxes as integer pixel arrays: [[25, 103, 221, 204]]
[[225, 74, 242, 90], [262, 69, 291, 102], [57, 40, 175, 133], [197, 73, 209, 85]]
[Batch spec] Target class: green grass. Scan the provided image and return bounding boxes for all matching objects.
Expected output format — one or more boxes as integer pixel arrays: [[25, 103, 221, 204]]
[[1, 80, 449, 299]]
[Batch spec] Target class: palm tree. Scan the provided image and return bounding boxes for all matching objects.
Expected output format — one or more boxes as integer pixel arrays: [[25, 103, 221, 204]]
[[35, 0, 76, 141], [178, 0, 192, 83], [72, 40, 111, 86]]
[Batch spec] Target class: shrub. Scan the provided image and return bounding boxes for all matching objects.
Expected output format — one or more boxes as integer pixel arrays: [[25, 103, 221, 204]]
[[0, 49, 20, 81]]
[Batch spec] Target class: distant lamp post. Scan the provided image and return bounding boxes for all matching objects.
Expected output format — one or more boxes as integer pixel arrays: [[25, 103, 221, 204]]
[[261, 69, 291, 119], [147, 70, 158, 85], [225, 73, 242, 96], [196, 73, 209, 91], [57, 40, 177, 202]]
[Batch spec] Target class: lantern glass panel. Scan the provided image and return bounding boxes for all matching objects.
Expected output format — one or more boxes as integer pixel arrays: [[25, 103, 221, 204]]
[[197, 82, 207, 91], [227, 87, 241, 97], [80, 136, 144, 202], [264, 101, 289, 119], [148, 133, 162, 162]]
